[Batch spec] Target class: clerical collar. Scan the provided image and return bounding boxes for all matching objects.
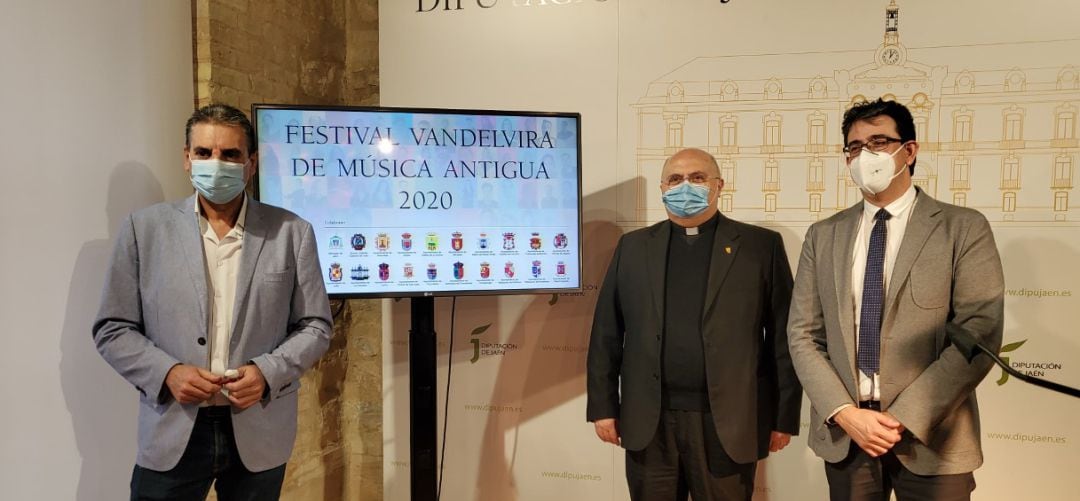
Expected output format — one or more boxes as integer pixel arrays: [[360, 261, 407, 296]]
[[675, 212, 720, 236]]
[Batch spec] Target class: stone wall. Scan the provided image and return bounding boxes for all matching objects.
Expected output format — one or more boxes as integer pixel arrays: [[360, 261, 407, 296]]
[[192, 1, 381, 499]]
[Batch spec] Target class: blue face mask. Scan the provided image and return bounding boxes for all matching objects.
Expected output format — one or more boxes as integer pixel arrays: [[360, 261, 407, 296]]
[[190, 159, 247, 204], [662, 181, 711, 218]]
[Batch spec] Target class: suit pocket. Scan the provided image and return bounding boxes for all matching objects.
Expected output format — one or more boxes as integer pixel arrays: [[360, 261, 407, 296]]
[[909, 260, 950, 309], [276, 380, 301, 398], [262, 269, 292, 283], [139, 391, 169, 415]]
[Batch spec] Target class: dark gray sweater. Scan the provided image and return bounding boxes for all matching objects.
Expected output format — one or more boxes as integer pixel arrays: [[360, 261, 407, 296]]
[[661, 213, 718, 411]]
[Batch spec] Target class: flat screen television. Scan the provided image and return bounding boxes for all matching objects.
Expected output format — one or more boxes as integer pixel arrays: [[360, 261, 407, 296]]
[[253, 104, 583, 298]]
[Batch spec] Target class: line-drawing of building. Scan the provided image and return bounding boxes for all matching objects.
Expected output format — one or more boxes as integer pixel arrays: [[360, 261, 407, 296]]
[[630, 0, 1078, 227]]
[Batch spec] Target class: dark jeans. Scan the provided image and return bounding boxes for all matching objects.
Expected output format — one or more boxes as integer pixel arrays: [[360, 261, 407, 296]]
[[130, 406, 286, 501], [626, 409, 757, 501]]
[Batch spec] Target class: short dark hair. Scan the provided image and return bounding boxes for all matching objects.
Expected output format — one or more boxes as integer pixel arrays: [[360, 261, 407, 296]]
[[185, 103, 257, 154], [842, 98, 917, 174]]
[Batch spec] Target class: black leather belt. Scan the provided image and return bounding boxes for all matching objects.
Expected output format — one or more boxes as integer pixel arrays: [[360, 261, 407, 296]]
[[858, 401, 881, 410]]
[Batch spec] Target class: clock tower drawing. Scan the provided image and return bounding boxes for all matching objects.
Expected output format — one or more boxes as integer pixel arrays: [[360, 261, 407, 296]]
[[876, 0, 906, 66], [885, 0, 899, 44]]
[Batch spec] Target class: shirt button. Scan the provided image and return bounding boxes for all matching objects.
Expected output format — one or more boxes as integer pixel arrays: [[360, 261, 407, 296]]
[[197, 337, 206, 346], [653, 373, 659, 380]]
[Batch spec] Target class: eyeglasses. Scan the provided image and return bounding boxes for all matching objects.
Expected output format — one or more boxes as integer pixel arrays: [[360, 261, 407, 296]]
[[663, 172, 718, 186], [842, 136, 904, 159]]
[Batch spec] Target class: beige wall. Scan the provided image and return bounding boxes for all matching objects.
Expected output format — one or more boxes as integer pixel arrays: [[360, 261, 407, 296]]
[[0, 2, 195, 498], [193, 1, 382, 499]]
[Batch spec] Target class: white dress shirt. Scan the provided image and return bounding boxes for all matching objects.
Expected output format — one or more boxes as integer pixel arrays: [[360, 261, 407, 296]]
[[196, 196, 247, 405], [851, 184, 917, 402]]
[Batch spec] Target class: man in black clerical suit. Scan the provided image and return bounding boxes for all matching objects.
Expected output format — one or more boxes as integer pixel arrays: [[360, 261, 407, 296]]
[[587, 148, 802, 500]]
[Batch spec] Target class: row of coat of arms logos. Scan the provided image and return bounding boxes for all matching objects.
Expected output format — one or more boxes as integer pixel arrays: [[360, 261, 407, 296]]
[[327, 260, 570, 282], [325, 231, 571, 252]]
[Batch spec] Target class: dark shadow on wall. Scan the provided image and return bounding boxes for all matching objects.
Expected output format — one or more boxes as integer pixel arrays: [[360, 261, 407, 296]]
[[471, 209, 623, 501], [59, 163, 165, 501], [755, 222, 823, 501], [382, 179, 632, 500]]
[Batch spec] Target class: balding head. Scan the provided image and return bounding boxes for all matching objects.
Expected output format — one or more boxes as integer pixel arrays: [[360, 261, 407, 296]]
[[661, 148, 721, 180]]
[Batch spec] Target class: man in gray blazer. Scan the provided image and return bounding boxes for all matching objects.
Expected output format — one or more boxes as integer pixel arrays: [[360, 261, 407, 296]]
[[588, 148, 802, 500], [788, 99, 1004, 500], [93, 103, 332, 500]]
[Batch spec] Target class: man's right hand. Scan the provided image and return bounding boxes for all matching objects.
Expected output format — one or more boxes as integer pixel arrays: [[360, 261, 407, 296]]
[[164, 364, 224, 404], [834, 407, 902, 457], [594, 418, 621, 446]]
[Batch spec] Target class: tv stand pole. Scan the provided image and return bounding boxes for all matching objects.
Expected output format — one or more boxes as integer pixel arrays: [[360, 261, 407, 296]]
[[409, 296, 437, 501]]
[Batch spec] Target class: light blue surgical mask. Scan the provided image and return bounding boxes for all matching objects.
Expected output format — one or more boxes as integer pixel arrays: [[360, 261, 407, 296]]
[[662, 181, 711, 218], [190, 159, 247, 204]]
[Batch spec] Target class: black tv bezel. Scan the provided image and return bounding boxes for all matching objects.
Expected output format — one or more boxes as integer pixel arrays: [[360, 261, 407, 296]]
[[252, 103, 584, 299]]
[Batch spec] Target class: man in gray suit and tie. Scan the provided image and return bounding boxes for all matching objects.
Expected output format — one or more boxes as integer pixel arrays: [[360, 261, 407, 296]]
[[788, 99, 1004, 500], [93, 103, 332, 500]]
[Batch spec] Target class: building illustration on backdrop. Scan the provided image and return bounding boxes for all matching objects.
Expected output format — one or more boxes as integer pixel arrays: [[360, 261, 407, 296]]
[[630, 0, 1078, 226]]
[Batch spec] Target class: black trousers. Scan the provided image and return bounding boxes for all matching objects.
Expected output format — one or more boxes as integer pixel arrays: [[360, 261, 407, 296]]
[[824, 442, 976, 501], [625, 409, 757, 501], [130, 406, 287, 501]]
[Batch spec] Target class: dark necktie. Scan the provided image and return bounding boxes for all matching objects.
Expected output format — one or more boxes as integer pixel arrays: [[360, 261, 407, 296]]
[[858, 208, 891, 375]]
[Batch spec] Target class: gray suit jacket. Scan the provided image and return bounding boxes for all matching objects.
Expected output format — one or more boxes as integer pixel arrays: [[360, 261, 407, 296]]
[[93, 195, 332, 472], [787, 189, 1003, 475]]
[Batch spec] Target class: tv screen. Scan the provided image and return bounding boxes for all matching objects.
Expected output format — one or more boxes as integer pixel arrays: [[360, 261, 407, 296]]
[[253, 104, 583, 298]]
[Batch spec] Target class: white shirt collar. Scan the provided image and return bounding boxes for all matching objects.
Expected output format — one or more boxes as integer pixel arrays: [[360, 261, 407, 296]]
[[195, 194, 248, 239], [862, 184, 916, 220]]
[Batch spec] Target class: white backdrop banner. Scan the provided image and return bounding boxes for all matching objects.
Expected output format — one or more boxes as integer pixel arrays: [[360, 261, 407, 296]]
[[380, 1, 1080, 499]]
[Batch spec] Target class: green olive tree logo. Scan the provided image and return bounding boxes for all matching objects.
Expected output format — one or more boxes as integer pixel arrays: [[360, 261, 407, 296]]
[[469, 323, 492, 364], [995, 339, 1027, 385]]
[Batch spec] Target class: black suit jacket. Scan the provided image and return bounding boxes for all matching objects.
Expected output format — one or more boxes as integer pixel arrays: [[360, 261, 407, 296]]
[[586, 214, 802, 463]]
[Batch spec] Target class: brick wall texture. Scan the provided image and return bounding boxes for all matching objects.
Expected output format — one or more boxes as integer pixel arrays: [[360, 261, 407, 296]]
[[192, 1, 382, 499]]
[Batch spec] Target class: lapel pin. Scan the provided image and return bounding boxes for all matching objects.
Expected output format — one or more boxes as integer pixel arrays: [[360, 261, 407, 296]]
[[724, 246, 732, 254]]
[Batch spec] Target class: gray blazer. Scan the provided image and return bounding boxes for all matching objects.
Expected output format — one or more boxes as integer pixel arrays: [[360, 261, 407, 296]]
[[787, 189, 1003, 475], [93, 195, 332, 472]]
